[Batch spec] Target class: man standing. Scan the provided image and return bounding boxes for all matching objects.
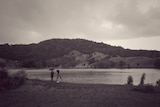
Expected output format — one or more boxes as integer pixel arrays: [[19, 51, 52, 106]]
[[50, 67, 54, 81]]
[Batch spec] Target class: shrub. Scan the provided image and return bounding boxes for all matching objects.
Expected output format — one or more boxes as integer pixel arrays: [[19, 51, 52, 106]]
[[133, 84, 155, 93], [127, 75, 133, 85], [139, 73, 145, 85], [13, 70, 27, 86], [0, 69, 27, 90], [0, 68, 15, 89], [156, 79, 160, 86], [119, 61, 126, 68]]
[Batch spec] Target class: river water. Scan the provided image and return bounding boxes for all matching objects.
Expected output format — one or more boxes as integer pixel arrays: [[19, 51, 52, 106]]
[[17, 68, 160, 85]]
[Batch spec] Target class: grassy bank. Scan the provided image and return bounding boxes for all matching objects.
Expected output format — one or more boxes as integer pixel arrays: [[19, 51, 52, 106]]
[[0, 79, 160, 107]]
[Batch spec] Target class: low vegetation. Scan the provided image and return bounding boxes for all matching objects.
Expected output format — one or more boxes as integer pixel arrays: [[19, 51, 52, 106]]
[[133, 84, 155, 93], [1, 79, 160, 107], [127, 75, 133, 85], [0, 68, 27, 90], [128, 73, 160, 93]]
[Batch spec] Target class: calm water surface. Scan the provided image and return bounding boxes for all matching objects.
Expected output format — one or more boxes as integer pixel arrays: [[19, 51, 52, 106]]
[[10, 68, 160, 85]]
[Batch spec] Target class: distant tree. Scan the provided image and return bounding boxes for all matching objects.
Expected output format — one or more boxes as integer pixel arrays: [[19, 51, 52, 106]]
[[94, 60, 115, 68], [119, 61, 126, 68], [21, 59, 36, 68], [0, 62, 6, 68], [88, 58, 95, 64], [137, 63, 140, 67], [154, 59, 160, 69], [41, 60, 47, 67], [139, 73, 146, 85], [54, 56, 78, 68], [34, 62, 43, 68], [127, 64, 131, 69]]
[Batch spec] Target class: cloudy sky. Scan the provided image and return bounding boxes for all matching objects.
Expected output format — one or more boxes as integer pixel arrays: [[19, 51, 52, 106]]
[[0, 0, 160, 50]]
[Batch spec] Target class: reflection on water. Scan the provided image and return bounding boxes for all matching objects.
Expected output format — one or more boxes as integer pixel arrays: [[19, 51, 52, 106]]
[[10, 69, 160, 85]]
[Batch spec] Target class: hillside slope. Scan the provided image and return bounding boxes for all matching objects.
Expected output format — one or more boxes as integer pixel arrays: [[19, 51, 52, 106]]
[[0, 38, 160, 68]]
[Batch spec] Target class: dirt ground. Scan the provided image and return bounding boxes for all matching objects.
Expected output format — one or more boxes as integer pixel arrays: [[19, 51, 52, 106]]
[[0, 79, 160, 107]]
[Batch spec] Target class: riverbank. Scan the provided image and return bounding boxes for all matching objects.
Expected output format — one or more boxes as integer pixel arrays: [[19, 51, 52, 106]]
[[0, 79, 160, 107]]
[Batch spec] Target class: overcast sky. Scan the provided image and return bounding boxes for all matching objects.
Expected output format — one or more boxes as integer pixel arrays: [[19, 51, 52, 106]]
[[0, 0, 160, 50]]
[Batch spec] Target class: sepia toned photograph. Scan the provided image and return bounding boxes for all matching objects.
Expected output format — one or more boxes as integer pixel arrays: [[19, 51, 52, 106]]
[[0, 0, 160, 107]]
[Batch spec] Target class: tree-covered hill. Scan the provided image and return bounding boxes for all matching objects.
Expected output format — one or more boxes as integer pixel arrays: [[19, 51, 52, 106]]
[[0, 38, 160, 68]]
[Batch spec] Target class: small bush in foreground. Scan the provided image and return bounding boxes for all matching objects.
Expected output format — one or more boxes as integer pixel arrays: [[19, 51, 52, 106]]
[[13, 70, 27, 86], [127, 75, 133, 85], [0, 69, 27, 90]]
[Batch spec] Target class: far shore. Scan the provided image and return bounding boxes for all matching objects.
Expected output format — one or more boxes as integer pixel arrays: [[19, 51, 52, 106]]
[[7, 67, 159, 70], [0, 79, 160, 107]]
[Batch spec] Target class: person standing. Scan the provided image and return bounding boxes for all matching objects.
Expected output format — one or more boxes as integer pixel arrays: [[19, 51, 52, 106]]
[[56, 69, 62, 83], [50, 67, 54, 81]]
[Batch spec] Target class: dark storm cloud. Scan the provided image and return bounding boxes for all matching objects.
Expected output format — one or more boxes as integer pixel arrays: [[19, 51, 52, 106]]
[[0, 0, 160, 44]]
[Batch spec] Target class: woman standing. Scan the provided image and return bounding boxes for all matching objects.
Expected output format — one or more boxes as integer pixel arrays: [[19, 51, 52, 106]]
[[56, 69, 62, 83]]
